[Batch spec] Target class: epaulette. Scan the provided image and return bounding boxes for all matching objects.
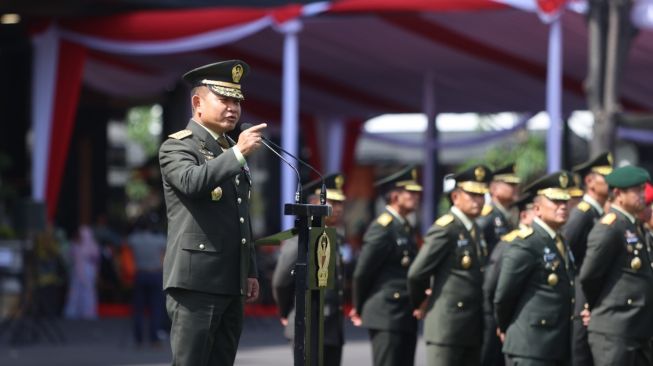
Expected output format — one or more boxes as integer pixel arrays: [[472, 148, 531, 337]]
[[435, 214, 454, 227], [376, 213, 393, 227], [601, 212, 617, 225], [500, 229, 521, 243], [577, 201, 591, 213], [169, 129, 192, 140], [481, 205, 493, 216], [517, 227, 534, 239]]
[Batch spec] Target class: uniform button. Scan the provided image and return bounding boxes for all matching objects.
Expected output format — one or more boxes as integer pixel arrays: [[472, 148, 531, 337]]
[[570, 315, 575, 320], [199, 243, 205, 250], [240, 289, 244, 295], [627, 299, 633, 305], [571, 298, 575, 304], [393, 292, 400, 299], [240, 217, 244, 223], [237, 197, 242, 204], [457, 301, 464, 308], [236, 178, 240, 186], [241, 238, 247, 245], [570, 281, 574, 286], [540, 319, 547, 325]]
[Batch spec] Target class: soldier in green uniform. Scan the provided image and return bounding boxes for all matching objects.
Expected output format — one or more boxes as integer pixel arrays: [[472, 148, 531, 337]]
[[478, 163, 520, 366], [159, 60, 267, 366], [407, 164, 491, 366], [351, 166, 422, 366], [580, 165, 653, 366], [494, 171, 576, 366], [482, 193, 535, 366], [272, 173, 347, 366], [563, 152, 613, 366]]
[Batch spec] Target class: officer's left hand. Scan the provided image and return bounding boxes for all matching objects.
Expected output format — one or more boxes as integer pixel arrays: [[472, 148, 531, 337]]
[[580, 308, 591, 327], [246, 278, 259, 303]]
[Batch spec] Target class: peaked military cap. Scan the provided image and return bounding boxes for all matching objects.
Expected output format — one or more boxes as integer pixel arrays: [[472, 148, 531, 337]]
[[493, 163, 521, 184], [375, 165, 422, 193], [573, 152, 613, 177], [605, 165, 650, 189], [182, 60, 249, 100], [511, 193, 535, 211], [303, 173, 346, 202], [568, 173, 584, 198], [452, 164, 492, 194], [523, 170, 572, 201]]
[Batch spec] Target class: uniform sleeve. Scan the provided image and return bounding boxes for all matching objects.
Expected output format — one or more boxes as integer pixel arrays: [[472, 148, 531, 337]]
[[352, 223, 392, 314], [562, 208, 591, 263], [159, 138, 242, 198], [580, 223, 620, 308], [248, 245, 258, 278], [494, 241, 536, 332], [272, 240, 298, 318], [483, 242, 506, 313], [407, 224, 451, 308]]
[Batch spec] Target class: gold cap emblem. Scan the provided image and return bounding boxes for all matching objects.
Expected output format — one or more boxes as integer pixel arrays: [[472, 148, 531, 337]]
[[232, 64, 244, 83], [547, 273, 559, 286], [474, 166, 485, 182], [559, 173, 569, 188], [211, 187, 223, 201], [335, 175, 344, 190], [411, 168, 418, 181], [607, 153, 613, 165], [461, 254, 472, 269]]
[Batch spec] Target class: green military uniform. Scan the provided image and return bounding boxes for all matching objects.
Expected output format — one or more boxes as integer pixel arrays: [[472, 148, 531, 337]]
[[580, 166, 653, 366], [272, 174, 346, 366], [353, 166, 421, 366], [563, 152, 612, 366], [482, 194, 533, 366], [495, 171, 576, 366], [159, 60, 256, 366], [408, 165, 491, 366]]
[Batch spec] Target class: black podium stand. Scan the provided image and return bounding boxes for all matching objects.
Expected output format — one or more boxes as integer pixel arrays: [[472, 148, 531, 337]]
[[284, 203, 332, 366]]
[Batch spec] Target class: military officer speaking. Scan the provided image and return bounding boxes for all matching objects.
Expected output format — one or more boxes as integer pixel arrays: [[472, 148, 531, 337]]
[[494, 171, 577, 366], [407, 165, 491, 366], [562, 152, 613, 366], [272, 173, 347, 366], [159, 60, 266, 366], [351, 166, 421, 366], [580, 165, 653, 366]]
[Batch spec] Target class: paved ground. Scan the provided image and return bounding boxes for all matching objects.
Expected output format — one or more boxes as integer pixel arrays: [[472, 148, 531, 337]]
[[0, 316, 428, 366]]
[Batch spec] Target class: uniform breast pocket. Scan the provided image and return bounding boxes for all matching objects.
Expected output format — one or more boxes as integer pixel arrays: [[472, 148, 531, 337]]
[[529, 312, 558, 328], [180, 233, 222, 253]]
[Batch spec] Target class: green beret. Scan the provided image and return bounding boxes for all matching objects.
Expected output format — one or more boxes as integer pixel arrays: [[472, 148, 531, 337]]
[[605, 165, 650, 188]]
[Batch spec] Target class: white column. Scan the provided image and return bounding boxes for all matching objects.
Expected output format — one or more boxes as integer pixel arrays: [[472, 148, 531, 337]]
[[421, 73, 437, 231], [546, 18, 563, 173], [280, 20, 302, 230], [31, 25, 60, 202]]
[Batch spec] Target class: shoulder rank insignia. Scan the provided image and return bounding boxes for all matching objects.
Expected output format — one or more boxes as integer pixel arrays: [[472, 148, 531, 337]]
[[169, 129, 192, 140], [577, 201, 591, 212], [481, 205, 493, 216], [435, 214, 454, 227], [376, 212, 393, 227], [518, 227, 534, 239], [601, 212, 617, 225], [501, 229, 521, 243]]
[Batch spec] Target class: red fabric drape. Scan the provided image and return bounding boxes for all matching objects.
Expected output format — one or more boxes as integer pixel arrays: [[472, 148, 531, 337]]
[[46, 40, 87, 220]]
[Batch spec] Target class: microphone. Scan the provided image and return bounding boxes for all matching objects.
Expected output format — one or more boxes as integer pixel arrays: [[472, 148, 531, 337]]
[[240, 123, 327, 205], [239, 123, 301, 203]]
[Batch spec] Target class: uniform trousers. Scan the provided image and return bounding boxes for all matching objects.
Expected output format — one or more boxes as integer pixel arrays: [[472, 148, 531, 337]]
[[323, 344, 342, 366], [571, 319, 594, 366], [166, 288, 244, 366], [506, 356, 569, 366], [426, 342, 480, 366], [588, 332, 653, 366], [482, 313, 505, 366], [368, 329, 416, 366]]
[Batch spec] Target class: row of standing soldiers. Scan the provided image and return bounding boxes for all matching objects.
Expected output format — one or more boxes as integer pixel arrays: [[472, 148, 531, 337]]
[[273, 152, 653, 366]]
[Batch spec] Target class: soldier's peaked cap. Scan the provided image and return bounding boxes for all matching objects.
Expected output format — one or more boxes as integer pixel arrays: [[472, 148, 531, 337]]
[[605, 165, 650, 189], [183, 60, 249, 101], [303, 173, 346, 202], [452, 164, 492, 194], [374, 165, 422, 193], [522, 170, 572, 201], [493, 163, 521, 184], [573, 152, 613, 177]]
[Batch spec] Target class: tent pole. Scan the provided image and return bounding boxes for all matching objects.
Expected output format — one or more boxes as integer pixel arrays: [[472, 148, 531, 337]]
[[280, 20, 302, 230], [422, 72, 438, 231], [546, 18, 563, 173]]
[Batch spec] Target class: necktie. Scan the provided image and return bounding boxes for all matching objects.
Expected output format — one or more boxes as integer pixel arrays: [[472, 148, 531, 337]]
[[555, 234, 568, 265], [217, 135, 230, 150]]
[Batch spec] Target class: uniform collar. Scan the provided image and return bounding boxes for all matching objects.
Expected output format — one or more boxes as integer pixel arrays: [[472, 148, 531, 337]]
[[451, 206, 474, 231], [493, 200, 510, 218], [583, 194, 604, 215], [612, 205, 636, 224], [533, 217, 557, 240], [192, 119, 226, 142], [385, 205, 406, 225]]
